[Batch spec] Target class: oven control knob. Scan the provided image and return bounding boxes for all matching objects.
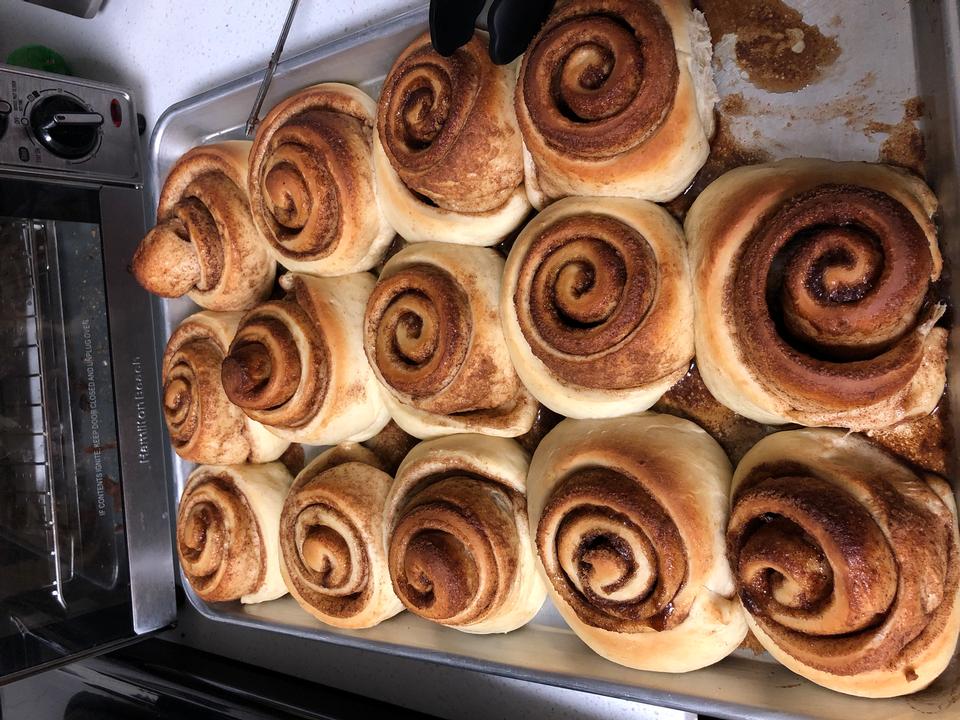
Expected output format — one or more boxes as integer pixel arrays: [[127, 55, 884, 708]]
[[29, 94, 103, 159], [0, 100, 11, 140]]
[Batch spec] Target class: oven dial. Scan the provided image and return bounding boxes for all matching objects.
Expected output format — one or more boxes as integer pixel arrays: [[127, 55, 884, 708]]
[[29, 93, 103, 159], [0, 100, 11, 140]]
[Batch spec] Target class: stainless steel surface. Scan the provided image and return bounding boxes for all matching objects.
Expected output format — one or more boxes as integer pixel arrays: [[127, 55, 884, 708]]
[[0, 64, 140, 182], [244, 0, 301, 137], [23, 0, 102, 20], [0, 219, 76, 609], [148, 2, 960, 718], [1, 67, 174, 680], [0, 200, 151, 680], [99, 185, 175, 635], [0, 56, 176, 680], [914, 0, 960, 361], [55, 219, 120, 591], [167, 600, 694, 720], [33, 221, 81, 603]]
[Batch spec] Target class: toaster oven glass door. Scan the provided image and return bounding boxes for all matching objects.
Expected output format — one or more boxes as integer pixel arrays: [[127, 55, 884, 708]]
[[0, 177, 174, 683]]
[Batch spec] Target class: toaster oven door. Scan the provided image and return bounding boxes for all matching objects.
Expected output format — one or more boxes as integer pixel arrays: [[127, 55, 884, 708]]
[[0, 176, 175, 684]]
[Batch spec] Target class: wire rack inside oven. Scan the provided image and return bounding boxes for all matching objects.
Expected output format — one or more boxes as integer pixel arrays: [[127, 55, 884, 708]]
[[0, 219, 77, 609]]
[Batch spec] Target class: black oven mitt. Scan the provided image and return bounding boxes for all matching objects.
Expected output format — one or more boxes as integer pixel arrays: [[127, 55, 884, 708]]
[[429, 0, 556, 64]]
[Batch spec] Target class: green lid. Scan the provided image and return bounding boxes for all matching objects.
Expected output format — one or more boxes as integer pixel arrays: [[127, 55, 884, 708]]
[[6, 45, 71, 76]]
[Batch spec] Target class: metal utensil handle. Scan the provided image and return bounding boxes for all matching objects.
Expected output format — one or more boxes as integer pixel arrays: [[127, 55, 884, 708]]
[[244, 0, 301, 137]]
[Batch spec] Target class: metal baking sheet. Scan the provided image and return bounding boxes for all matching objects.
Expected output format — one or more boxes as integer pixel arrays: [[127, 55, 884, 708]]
[[147, 3, 960, 718]]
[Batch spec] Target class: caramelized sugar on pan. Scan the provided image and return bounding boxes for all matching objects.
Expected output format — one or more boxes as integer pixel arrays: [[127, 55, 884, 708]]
[[865, 98, 927, 177], [663, 111, 771, 221], [654, 363, 779, 466], [653, 363, 952, 479], [696, 0, 841, 93]]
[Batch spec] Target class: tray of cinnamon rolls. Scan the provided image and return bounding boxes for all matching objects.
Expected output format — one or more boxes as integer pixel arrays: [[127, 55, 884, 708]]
[[141, 1, 960, 716]]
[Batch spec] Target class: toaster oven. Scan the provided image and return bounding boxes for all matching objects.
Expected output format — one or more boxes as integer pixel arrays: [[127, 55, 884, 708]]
[[0, 63, 173, 683]]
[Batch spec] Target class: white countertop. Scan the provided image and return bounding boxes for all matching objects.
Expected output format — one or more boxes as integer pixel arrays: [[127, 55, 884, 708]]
[[0, 0, 425, 131], [0, 2, 689, 718]]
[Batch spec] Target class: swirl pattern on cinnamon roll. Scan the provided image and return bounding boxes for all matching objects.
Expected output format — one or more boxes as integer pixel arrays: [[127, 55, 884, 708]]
[[728, 429, 960, 697], [248, 83, 394, 275], [279, 445, 403, 628], [162, 312, 289, 465], [515, 0, 716, 207], [363, 242, 538, 438], [133, 141, 275, 310], [384, 435, 546, 633], [687, 159, 946, 430], [221, 272, 390, 445], [373, 31, 530, 245], [527, 414, 746, 672], [502, 197, 694, 418], [177, 462, 293, 604]]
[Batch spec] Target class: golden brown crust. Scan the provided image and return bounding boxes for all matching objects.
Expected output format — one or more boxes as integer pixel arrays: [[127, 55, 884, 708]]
[[378, 32, 523, 213], [686, 159, 946, 429], [516, 215, 660, 388], [501, 197, 693, 418], [162, 312, 288, 465], [279, 445, 403, 628], [364, 243, 537, 438], [133, 141, 275, 311], [367, 263, 471, 408], [520, 0, 677, 158], [222, 295, 329, 427], [538, 468, 686, 632], [728, 429, 960, 697], [248, 84, 394, 275], [515, 0, 716, 206], [373, 32, 530, 245], [389, 476, 519, 624], [733, 185, 932, 407], [177, 463, 293, 604], [383, 435, 546, 633], [527, 414, 746, 672], [221, 273, 390, 445]]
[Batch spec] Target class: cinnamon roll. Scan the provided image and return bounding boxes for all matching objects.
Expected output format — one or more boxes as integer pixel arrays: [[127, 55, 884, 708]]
[[374, 31, 530, 245], [527, 414, 746, 672], [515, 0, 716, 208], [133, 141, 274, 310], [687, 159, 946, 430], [248, 83, 394, 275], [728, 429, 960, 697], [221, 272, 390, 445], [162, 312, 289, 465], [363, 242, 538, 438], [279, 445, 403, 628], [177, 462, 293, 604], [384, 435, 546, 633], [501, 197, 694, 418]]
